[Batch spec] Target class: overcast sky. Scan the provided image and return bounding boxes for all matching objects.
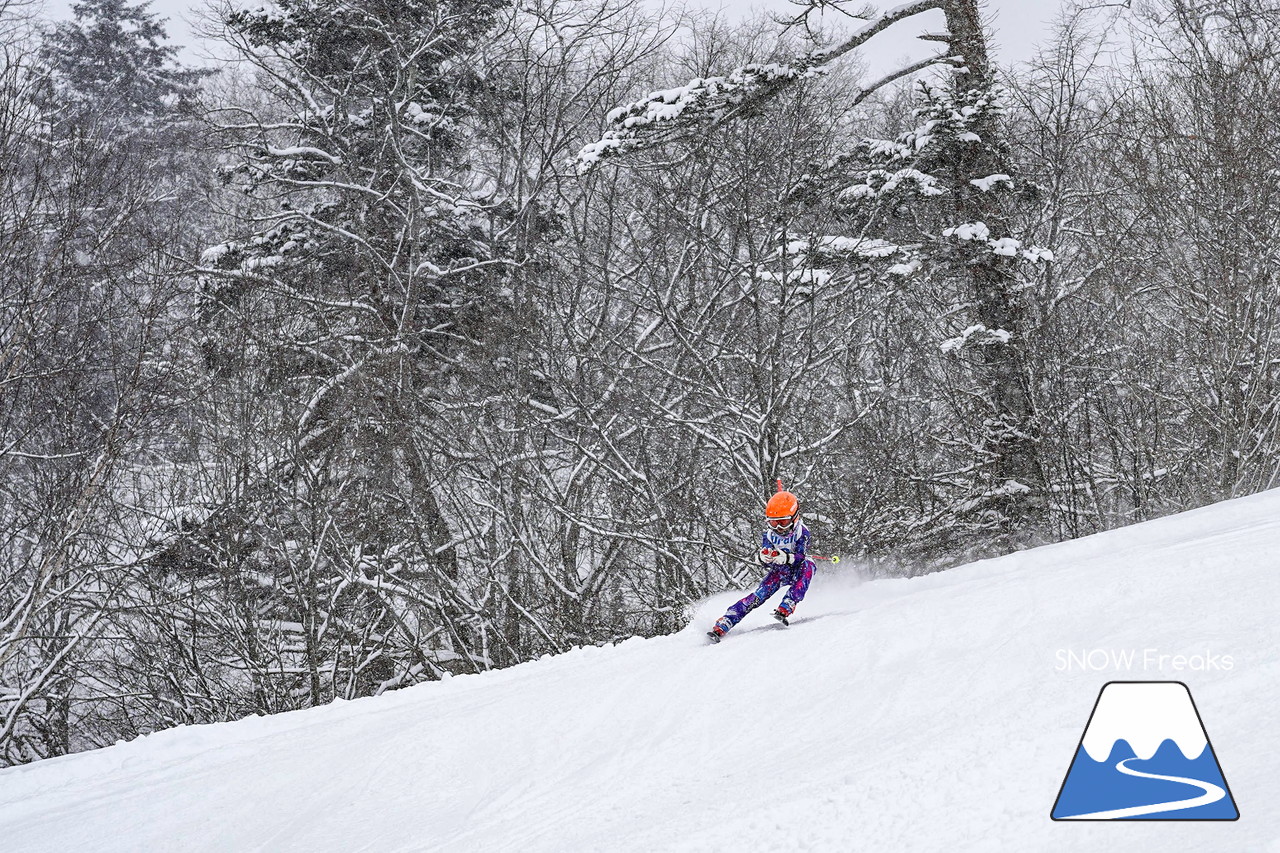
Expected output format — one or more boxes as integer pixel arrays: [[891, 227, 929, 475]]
[[44, 0, 1070, 72], [676, 0, 1070, 74]]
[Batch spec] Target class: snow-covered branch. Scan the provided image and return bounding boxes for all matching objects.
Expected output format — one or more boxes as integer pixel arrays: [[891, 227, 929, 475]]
[[572, 0, 951, 173]]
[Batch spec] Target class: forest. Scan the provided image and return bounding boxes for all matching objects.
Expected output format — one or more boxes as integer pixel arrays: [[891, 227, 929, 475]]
[[2, 0, 1278, 764]]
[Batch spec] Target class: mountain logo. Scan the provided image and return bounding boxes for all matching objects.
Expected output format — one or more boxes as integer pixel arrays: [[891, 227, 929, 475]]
[[1051, 681, 1239, 821]]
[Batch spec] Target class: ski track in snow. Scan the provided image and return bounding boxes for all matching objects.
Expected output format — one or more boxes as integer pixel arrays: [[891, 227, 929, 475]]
[[1057, 757, 1226, 820], [1, 492, 1279, 850]]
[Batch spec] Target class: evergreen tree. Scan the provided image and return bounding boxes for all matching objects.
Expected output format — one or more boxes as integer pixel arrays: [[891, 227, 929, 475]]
[[791, 78, 1052, 559], [37, 0, 205, 134], [188, 0, 526, 700]]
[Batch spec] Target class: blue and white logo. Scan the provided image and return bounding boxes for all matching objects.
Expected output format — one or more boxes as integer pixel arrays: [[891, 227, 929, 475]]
[[1052, 681, 1239, 820]]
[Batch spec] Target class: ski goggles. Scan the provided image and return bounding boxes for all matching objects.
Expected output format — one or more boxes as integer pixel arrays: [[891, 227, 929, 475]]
[[767, 514, 796, 532]]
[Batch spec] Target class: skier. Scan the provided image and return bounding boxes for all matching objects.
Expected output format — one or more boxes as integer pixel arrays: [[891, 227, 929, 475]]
[[707, 482, 815, 642]]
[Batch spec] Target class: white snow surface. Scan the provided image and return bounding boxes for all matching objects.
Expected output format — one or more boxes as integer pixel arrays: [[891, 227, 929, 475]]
[[3, 491, 1280, 851]]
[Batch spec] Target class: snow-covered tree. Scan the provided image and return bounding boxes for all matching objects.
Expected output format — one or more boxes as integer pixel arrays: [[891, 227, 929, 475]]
[[1007, 0, 1280, 534], [177, 0, 567, 703], [576, 0, 1053, 557], [36, 0, 205, 132], [0, 0, 207, 763]]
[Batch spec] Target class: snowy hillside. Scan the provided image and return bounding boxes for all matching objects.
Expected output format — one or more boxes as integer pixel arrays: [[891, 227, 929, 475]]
[[2, 492, 1279, 852]]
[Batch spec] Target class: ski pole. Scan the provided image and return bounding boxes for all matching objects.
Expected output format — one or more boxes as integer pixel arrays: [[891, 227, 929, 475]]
[[811, 554, 840, 563]]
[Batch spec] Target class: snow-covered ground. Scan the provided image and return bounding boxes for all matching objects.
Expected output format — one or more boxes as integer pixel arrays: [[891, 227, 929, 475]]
[[2, 492, 1278, 852]]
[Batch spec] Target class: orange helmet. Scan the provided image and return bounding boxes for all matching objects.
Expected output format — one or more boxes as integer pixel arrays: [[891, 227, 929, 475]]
[[765, 483, 799, 534]]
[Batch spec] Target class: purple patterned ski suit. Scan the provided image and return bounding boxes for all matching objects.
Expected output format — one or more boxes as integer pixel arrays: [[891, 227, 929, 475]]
[[713, 521, 815, 635]]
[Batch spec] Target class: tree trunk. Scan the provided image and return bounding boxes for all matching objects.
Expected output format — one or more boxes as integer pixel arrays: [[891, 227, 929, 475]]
[[944, 0, 1047, 543]]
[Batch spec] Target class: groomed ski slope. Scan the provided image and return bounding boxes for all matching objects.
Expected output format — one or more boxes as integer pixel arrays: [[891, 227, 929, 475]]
[[2, 492, 1279, 852]]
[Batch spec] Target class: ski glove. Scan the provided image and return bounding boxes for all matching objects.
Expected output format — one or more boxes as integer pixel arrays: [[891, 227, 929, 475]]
[[759, 548, 793, 565]]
